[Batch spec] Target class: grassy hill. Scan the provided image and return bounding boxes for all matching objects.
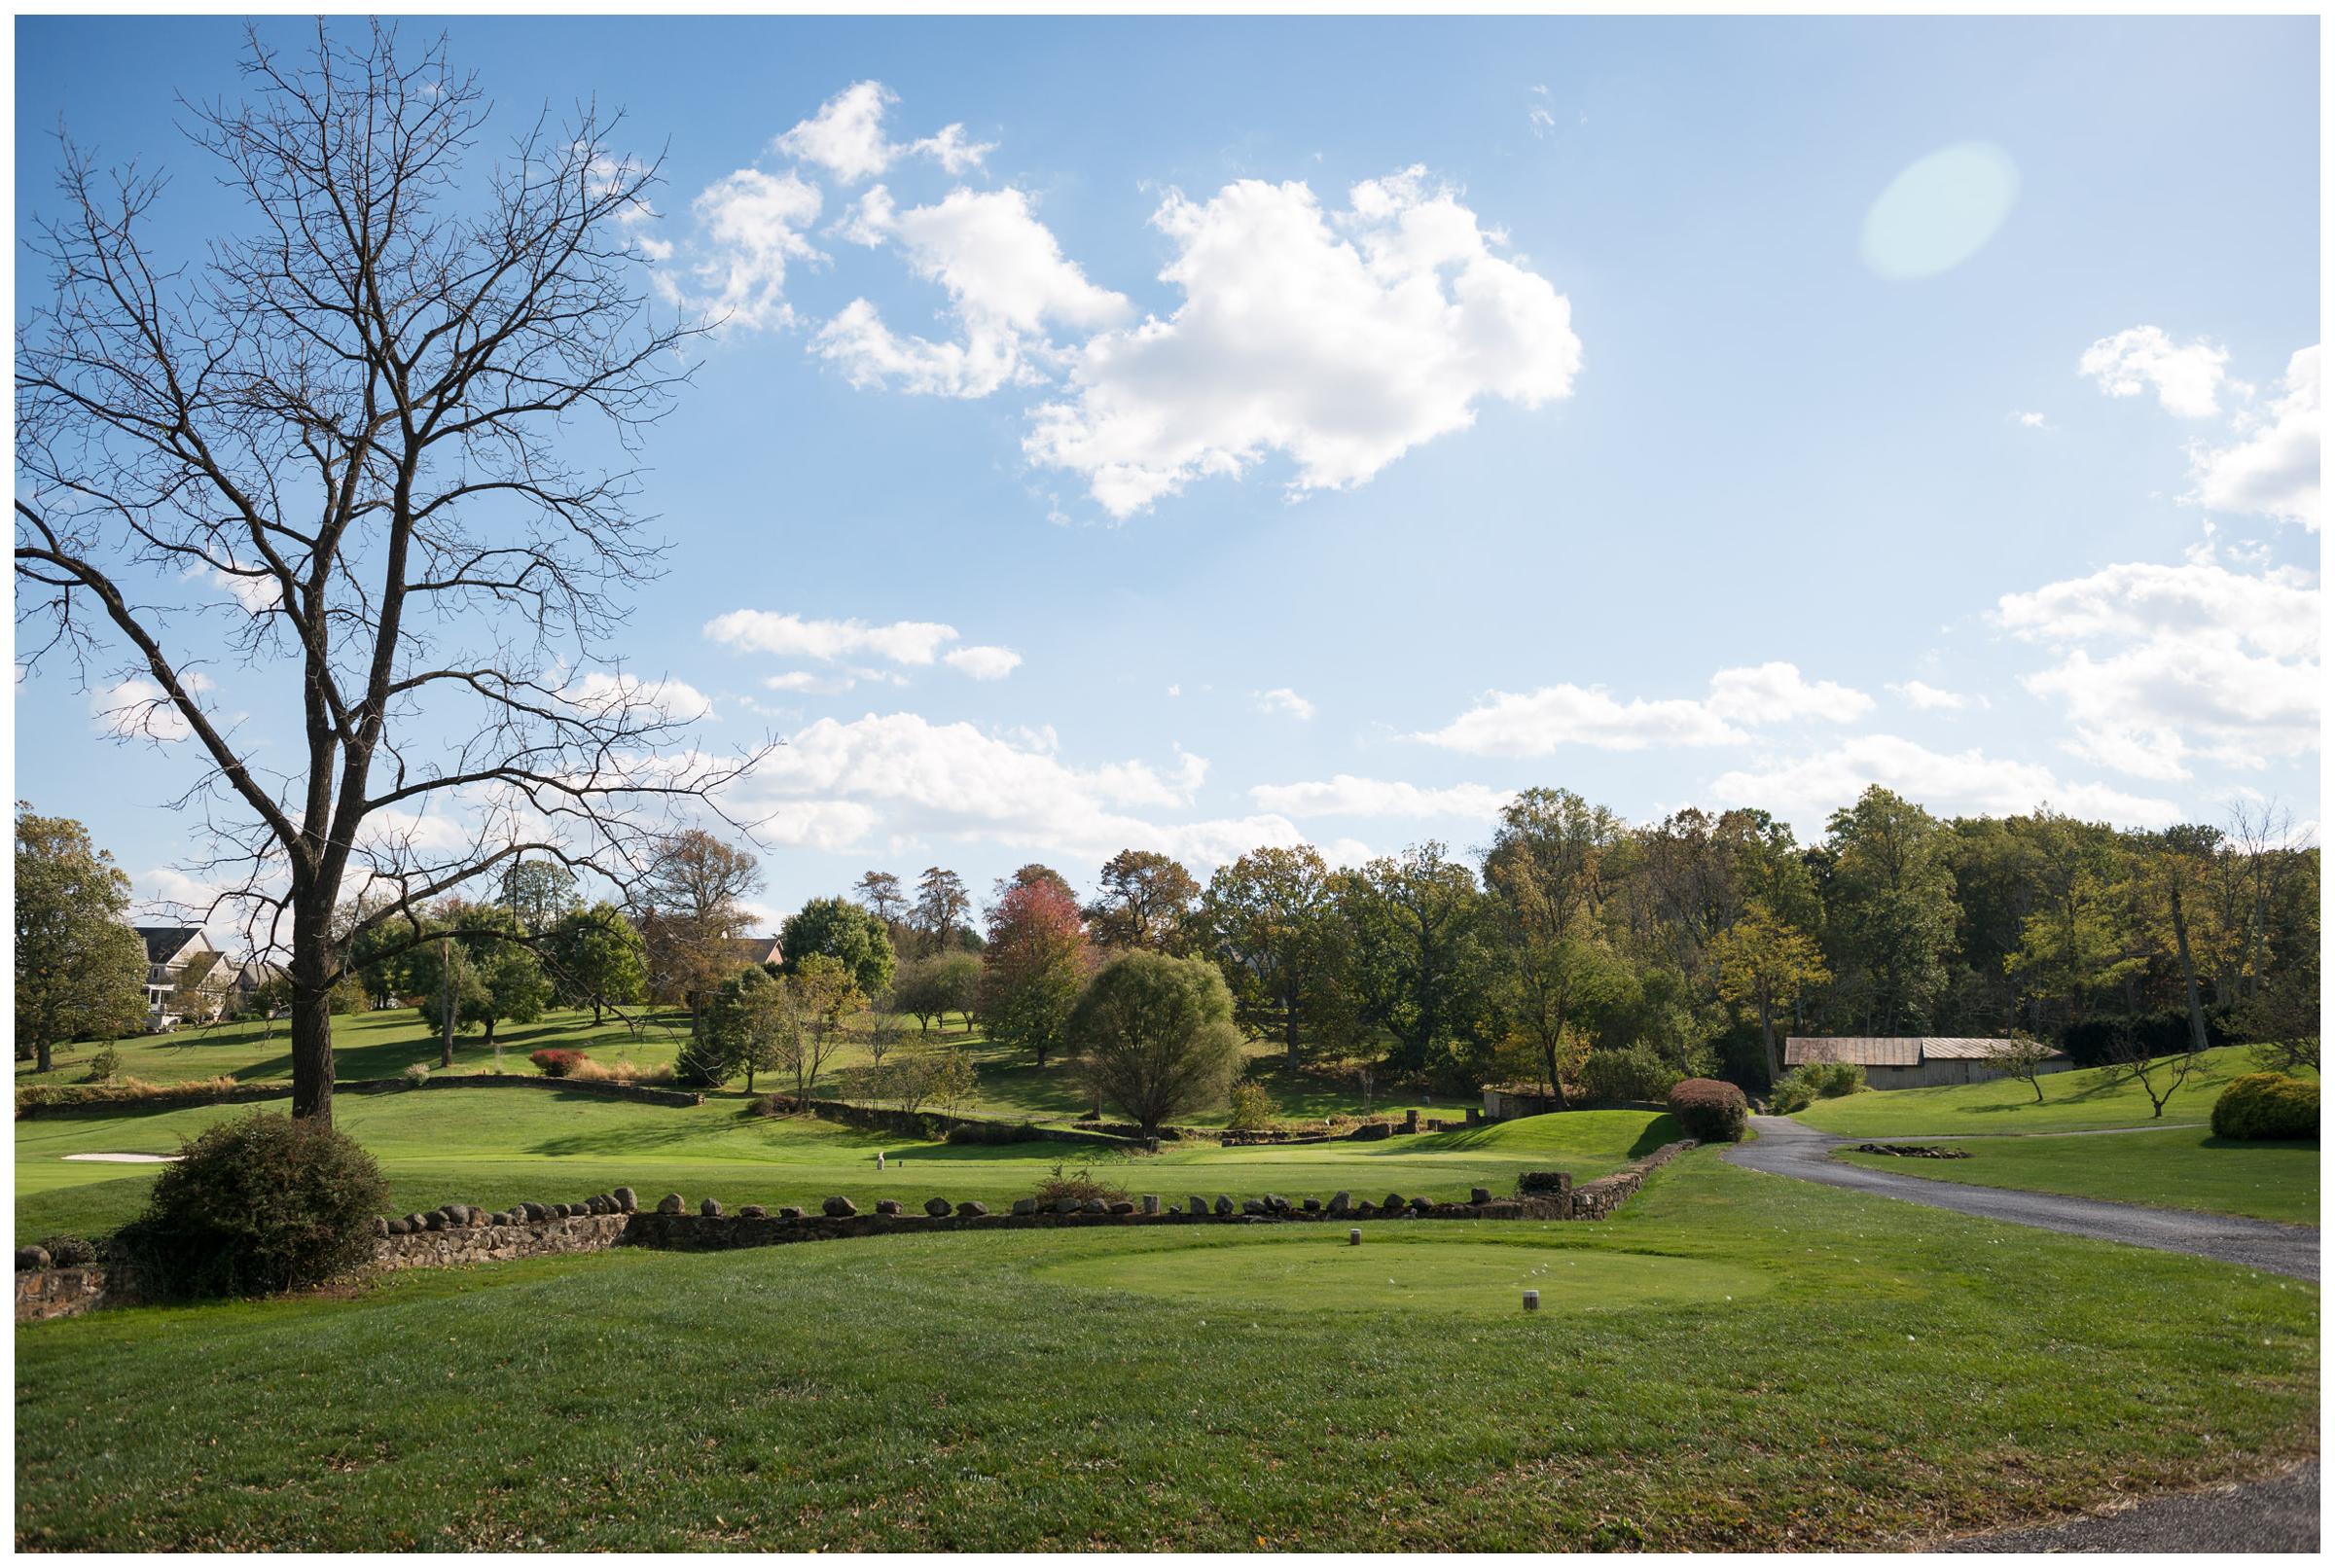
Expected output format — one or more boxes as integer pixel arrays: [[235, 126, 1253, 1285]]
[[1833, 1126, 2318, 1226], [1790, 1045, 2305, 1136], [13, 1096, 1672, 1245], [17, 1006, 1474, 1129], [15, 1151, 2317, 1550]]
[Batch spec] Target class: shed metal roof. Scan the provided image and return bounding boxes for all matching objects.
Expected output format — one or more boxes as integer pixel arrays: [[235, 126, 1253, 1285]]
[[1783, 1036, 2066, 1066]]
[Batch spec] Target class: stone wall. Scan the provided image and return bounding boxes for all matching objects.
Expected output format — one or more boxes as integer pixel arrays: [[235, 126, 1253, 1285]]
[[14, 1265, 115, 1322], [1564, 1139, 1698, 1221], [374, 1213, 630, 1270]]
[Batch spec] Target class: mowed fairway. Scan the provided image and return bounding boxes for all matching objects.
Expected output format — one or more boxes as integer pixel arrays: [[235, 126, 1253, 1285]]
[[14, 1152, 2318, 1550], [1788, 1045, 2304, 1136], [16, 1007, 1473, 1129], [1833, 1126, 2320, 1226], [13, 1094, 1672, 1245]]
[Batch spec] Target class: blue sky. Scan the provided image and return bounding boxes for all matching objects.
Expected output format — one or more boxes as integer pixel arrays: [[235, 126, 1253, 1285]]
[[12, 14, 2321, 933]]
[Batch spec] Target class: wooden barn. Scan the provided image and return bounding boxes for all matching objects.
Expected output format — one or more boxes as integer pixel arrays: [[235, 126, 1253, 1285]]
[[1783, 1035, 2072, 1090]]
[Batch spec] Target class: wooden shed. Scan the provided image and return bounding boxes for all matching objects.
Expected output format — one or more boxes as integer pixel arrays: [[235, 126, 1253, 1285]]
[[1783, 1036, 2072, 1090]]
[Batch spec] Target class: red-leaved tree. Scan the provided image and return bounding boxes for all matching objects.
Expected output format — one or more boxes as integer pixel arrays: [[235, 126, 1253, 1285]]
[[978, 880, 1092, 1068]]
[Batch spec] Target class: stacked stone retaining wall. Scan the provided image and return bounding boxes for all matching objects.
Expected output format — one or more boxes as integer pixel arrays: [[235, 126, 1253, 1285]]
[[18, 1073, 702, 1118]]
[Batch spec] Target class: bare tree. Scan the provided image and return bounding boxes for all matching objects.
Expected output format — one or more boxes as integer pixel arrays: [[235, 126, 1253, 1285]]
[[1982, 1030, 2058, 1105], [14, 23, 764, 1123], [2100, 1025, 2205, 1121]]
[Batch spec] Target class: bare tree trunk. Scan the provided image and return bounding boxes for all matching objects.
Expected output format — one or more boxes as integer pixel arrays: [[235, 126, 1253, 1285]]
[[2169, 883, 2209, 1056], [288, 914, 336, 1123], [440, 938, 457, 1070], [1757, 994, 1781, 1086]]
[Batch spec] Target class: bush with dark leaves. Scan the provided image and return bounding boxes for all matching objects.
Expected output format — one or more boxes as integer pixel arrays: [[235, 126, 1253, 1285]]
[[116, 1111, 387, 1299], [1666, 1078, 1747, 1143]]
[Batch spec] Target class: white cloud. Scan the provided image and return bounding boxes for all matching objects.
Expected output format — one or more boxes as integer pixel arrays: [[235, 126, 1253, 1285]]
[[675, 168, 824, 331], [1707, 734, 2184, 833], [774, 81, 993, 185], [91, 673, 212, 742], [1418, 662, 1868, 757], [2188, 344, 2320, 530], [1253, 687, 1316, 721], [211, 565, 281, 613], [562, 671, 715, 725], [1888, 680, 1984, 712], [1704, 662, 1874, 725], [704, 610, 960, 666], [2011, 410, 2051, 431], [942, 645, 1023, 680], [1527, 86, 1557, 138], [2080, 325, 2234, 418], [1994, 550, 2319, 780], [1249, 775, 1514, 821], [728, 710, 1286, 868], [813, 185, 1131, 398], [1024, 166, 1582, 517]]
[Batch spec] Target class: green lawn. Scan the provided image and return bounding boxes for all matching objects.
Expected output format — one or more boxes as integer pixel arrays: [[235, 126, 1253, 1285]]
[[14, 1151, 2318, 1550], [1791, 1045, 2307, 1136], [19, 1006, 1466, 1130], [14, 1093, 1670, 1245], [1833, 1126, 2321, 1226]]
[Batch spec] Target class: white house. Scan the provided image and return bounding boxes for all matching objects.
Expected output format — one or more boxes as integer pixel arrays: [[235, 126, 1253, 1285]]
[[133, 926, 229, 1030], [1784, 1036, 2073, 1090]]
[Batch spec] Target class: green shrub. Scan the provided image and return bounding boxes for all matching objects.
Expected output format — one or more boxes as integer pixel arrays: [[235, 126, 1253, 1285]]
[[1032, 1163, 1127, 1206], [2210, 1072, 2319, 1141], [82, 1045, 123, 1086], [1666, 1078, 1748, 1143], [115, 1111, 388, 1299], [39, 1235, 96, 1267], [1226, 1080, 1279, 1131], [1578, 1045, 1680, 1103], [1769, 1060, 1867, 1113]]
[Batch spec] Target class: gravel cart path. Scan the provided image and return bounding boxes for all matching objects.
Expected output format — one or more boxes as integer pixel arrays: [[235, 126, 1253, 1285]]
[[1725, 1116, 2318, 1281]]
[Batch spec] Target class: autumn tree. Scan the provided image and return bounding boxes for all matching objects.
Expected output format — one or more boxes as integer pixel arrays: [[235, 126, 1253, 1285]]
[[978, 877, 1091, 1068], [1983, 1031, 2060, 1104], [15, 803, 151, 1071], [1068, 951, 1245, 1137], [1712, 903, 1830, 1085], [13, 25, 759, 1122], [1084, 849, 1200, 952]]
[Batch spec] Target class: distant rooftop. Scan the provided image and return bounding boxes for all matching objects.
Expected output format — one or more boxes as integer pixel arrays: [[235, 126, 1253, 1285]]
[[1784, 1036, 2066, 1067]]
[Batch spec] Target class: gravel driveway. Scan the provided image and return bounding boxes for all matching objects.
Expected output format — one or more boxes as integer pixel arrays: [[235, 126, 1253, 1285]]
[[1937, 1462, 2319, 1552], [1725, 1116, 2319, 1280]]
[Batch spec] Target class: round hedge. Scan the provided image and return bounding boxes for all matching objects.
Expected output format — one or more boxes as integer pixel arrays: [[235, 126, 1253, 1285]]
[[118, 1111, 388, 1299], [2210, 1072, 2319, 1142], [1667, 1077, 1748, 1143]]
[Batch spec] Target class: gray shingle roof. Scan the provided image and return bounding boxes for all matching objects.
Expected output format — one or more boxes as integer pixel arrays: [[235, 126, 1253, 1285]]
[[1784, 1036, 2067, 1066]]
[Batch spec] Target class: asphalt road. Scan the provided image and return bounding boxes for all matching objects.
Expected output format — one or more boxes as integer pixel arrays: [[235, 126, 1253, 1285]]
[[1724, 1116, 2320, 1281], [1938, 1462, 2319, 1552]]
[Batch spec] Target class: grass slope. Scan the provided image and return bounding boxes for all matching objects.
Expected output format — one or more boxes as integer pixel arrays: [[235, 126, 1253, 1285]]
[[14, 1151, 2317, 1550], [13, 1094, 1671, 1245], [1791, 1045, 2305, 1136], [1834, 1127, 2320, 1226], [18, 1007, 1469, 1129]]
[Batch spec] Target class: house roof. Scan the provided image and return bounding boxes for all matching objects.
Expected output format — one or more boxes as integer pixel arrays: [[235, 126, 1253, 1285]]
[[721, 935, 783, 967], [132, 926, 212, 965], [1784, 1036, 2066, 1066]]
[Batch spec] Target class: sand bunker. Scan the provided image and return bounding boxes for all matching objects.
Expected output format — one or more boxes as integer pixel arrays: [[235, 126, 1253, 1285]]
[[60, 1153, 182, 1163]]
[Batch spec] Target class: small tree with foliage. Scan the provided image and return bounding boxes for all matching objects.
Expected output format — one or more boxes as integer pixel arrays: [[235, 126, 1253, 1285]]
[[543, 904, 649, 1023], [781, 895, 897, 1000], [1068, 952, 1246, 1137], [1712, 904, 1829, 1087], [14, 803, 151, 1072], [893, 950, 981, 1033]]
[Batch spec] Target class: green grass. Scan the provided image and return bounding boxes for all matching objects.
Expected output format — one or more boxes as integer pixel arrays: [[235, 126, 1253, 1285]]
[[14, 1092, 1670, 1245], [14, 1151, 2318, 1550], [19, 1006, 1467, 1130], [1833, 1126, 2320, 1226], [1791, 1045, 2307, 1136]]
